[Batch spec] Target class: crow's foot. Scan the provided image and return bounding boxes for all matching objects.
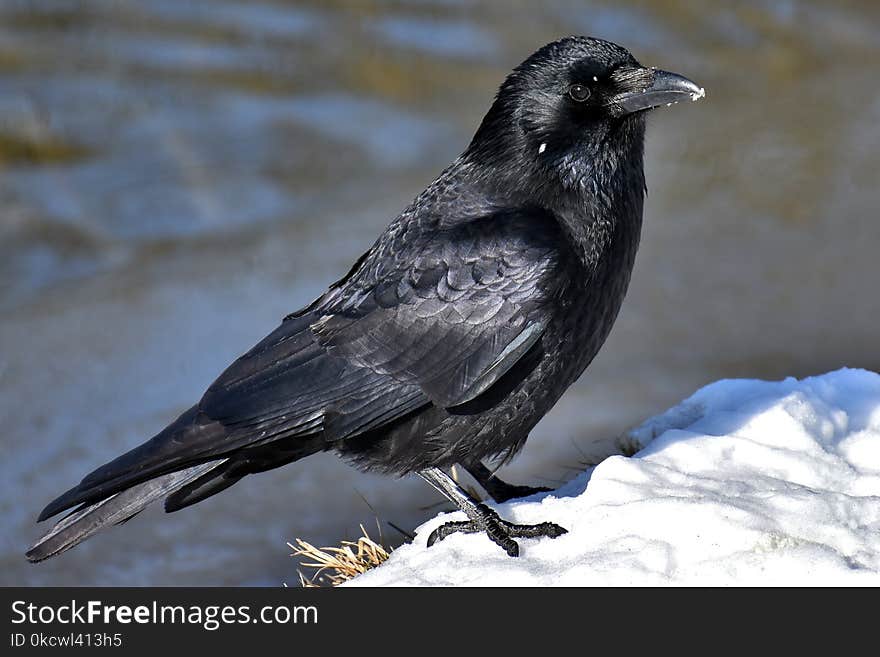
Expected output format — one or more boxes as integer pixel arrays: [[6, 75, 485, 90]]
[[426, 502, 567, 557]]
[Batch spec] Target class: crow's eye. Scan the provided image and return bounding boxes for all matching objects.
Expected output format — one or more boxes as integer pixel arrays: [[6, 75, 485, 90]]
[[568, 83, 591, 102]]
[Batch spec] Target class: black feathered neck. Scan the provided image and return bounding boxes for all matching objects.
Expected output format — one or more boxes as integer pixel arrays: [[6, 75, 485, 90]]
[[462, 100, 647, 273]]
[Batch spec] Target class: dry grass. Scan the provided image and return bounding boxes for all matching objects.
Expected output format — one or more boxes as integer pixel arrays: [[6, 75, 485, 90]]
[[289, 524, 392, 587]]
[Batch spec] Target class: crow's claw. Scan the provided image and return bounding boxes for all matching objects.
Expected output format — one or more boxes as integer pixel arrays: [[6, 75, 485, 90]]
[[426, 503, 567, 557]]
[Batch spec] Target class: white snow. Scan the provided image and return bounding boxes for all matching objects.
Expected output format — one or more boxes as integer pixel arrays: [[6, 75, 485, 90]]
[[348, 369, 880, 586]]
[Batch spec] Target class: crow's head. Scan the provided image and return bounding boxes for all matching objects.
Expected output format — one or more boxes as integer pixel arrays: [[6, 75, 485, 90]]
[[467, 36, 704, 184]]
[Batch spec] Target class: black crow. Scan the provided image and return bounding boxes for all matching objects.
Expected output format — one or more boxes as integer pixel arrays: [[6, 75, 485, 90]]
[[28, 36, 704, 561]]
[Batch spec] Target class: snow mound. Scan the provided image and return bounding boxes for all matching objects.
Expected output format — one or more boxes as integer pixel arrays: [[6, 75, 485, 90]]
[[348, 369, 880, 586]]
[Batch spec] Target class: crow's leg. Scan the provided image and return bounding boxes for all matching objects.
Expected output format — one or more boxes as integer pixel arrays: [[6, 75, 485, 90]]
[[418, 467, 566, 557], [463, 461, 553, 503]]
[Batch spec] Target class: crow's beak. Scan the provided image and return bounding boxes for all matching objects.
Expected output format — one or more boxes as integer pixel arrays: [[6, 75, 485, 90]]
[[613, 69, 705, 115]]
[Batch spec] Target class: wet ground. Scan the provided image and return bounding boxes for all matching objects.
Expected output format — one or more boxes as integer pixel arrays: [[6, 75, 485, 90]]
[[1, 0, 879, 585]]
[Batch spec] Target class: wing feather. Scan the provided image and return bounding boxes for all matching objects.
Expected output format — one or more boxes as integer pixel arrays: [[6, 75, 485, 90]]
[[312, 209, 564, 407]]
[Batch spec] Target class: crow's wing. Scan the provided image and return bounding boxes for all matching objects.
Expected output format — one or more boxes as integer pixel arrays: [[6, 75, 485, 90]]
[[310, 208, 565, 408], [37, 207, 567, 522], [201, 207, 566, 435]]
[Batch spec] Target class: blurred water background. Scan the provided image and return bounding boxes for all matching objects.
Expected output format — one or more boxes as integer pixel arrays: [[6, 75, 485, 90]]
[[1, 0, 878, 585]]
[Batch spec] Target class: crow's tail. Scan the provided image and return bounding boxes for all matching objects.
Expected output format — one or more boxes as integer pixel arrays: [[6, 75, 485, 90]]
[[25, 460, 227, 563]]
